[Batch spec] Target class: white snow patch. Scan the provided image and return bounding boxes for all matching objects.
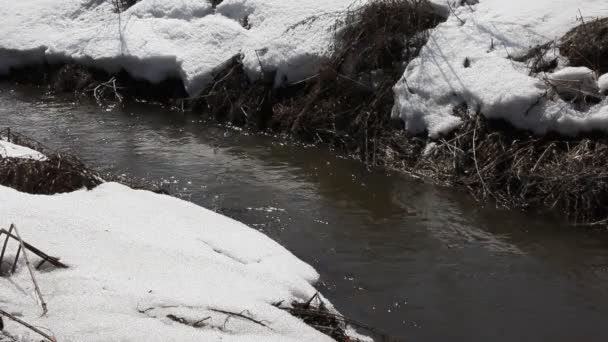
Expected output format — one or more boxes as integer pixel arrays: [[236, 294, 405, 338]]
[[0, 139, 46, 161], [548, 66, 598, 100], [128, 0, 213, 20], [393, 0, 608, 137], [599, 73, 608, 94], [0, 0, 372, 95], [0, 181, 341, 341]]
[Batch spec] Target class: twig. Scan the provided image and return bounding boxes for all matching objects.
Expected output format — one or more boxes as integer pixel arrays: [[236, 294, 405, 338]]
[[447, 2, 465, 25], [11, 224, 48, 316], [0, 310, 56, 342], [209, 308, 268, 328], [531, 143, 553, 172], [0, 225, 14, 273], [472, 116, 493, 201]]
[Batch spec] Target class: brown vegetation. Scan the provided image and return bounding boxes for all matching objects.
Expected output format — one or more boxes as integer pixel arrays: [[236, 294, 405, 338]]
[[0, 129, 102, 194], [561, 17, 608, 74], [2, 1, 608, 227], [415, 114, 608, 225], [190, 0, 443, 168], [275, 293, 398, 342]]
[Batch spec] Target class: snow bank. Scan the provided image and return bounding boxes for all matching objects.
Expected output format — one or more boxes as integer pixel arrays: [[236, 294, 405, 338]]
[[393, 0, 608, 137], [0, 139, 46, 160], [599, 73, 608, 94], [548, 66, 599, 101], [0, 0, 370, 95], [0, 181, 341, 341]]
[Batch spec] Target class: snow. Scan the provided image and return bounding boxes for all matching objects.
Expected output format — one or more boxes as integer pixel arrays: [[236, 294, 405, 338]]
[[393, 0, 608, 137], [0, 0, 369, 95], [0, 180, 343, 341], [548, 66, 598, 100], [3, 0, 608, 138], [0, 139, 46, 160], [599, 73, 608, 94]]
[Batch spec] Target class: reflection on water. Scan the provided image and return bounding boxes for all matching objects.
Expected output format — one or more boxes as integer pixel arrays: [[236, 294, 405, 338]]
[[1, 84, 608, 341]]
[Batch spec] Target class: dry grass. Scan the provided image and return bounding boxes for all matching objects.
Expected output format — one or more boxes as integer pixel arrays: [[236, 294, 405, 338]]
[[4, 1, 608, 226], [415, 114, 608, 226], [188, 55, 272, 129], [273, 0, 444, 164], [0, 129, 102, 194], [276, 293, 399, 342], [561, 17, 608, 74]]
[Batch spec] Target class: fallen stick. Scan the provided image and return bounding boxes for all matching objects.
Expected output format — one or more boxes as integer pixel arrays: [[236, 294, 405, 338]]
[[209, 309, 268, 328], [0, 229, 67, 269], [0, 310, 56, 342], [11, 224, 48, 316], [0, 225, 15, 273]]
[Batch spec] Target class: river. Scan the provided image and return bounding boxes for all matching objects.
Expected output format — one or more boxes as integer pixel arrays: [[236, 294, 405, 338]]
[[1, 83, 608, 341]]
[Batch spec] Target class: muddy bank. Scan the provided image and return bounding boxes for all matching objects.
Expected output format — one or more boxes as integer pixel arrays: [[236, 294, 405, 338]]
[[2, 0, 608, 227]]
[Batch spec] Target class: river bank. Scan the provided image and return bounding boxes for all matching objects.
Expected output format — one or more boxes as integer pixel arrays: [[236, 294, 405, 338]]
[[3, 84, 608, 341], [0, 133, 374, 341], [2, 0, 608, 226]]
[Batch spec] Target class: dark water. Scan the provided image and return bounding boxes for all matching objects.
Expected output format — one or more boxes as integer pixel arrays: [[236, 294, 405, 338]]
[[2, 84, 608, 341]]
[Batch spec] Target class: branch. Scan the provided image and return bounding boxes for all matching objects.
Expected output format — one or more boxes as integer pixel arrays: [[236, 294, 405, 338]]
[[0, 310, 56, 342], [209, 308, 268, 328], [11, 224, 48, 316]]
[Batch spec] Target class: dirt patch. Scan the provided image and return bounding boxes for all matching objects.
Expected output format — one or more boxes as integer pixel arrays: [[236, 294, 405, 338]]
[[561, 17, 608, 74]]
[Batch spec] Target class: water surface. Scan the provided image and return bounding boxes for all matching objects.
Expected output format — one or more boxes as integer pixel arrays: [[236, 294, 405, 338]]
[[1, 84, 608, 341]]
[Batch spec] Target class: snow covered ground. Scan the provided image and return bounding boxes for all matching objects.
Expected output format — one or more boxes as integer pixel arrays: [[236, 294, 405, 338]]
[[393, 0, 608, 137], [2, 0, 608, 139], [0, 139, 46, 160], [0, 144, 357, 341], [0, 0, 370, 95]]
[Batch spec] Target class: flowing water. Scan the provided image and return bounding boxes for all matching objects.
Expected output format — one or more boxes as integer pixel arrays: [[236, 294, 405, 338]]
[[1, 83, 608, 341]]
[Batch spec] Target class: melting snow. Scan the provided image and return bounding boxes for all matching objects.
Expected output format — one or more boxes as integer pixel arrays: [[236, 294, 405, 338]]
[[0, 0, 369, 95], [393, 0, 608, 137], [0, 141, 345, 341], [0, 139, 47, 161]]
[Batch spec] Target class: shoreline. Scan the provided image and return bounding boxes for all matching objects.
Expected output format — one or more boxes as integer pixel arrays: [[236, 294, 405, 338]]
[[0, 131, 378, 342], [1, 1, 607, 228], [4, 61, 608, 228]]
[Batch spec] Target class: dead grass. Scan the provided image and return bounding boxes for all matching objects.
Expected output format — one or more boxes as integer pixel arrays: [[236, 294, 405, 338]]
[[276, 293, 399, 342], [415, 114, 608, 226], [561, 17, 608, 74], [188, 55, 272, 129], [0, 129, 102, 194], [273, 0, 444, 164], [3, 1, 608, 226]]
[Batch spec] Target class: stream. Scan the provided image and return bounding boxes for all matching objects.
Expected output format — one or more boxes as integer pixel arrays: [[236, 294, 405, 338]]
[[1, 83, 608, 341]]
